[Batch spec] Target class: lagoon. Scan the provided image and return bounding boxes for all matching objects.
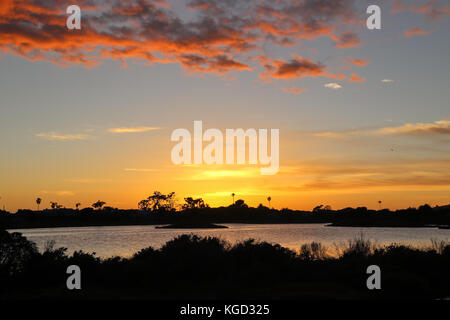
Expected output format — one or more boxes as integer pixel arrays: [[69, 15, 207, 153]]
[[9, 223, 450, 258]]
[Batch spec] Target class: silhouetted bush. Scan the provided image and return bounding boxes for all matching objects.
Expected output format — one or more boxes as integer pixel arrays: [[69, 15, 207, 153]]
[[299, 242, 328, 261], [0, 229, 38, 276], [341, 233, 375, 259], [1, 230, 450, 300]]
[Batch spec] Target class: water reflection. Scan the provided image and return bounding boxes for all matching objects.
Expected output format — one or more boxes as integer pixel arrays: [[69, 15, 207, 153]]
[[10, 224, 450, 258]]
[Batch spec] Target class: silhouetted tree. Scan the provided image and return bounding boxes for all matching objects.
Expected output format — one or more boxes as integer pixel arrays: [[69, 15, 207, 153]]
[[182, 197, 207, 210], [267, 196, 271, 208], [138, 191, 176, 213], [92, 200, 106, 210], [313, 205, 323, 213], [231, 193, 235, 205], [75, 203, 81, 210], [50, 202, 62, 210], [233, 199, 248, 209], [313, 204, 331, 214], [36, 198, 42, 211], [418, 204, 432, 213]]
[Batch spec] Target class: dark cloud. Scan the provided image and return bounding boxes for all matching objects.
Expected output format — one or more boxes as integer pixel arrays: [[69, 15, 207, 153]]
[[334, 31, 360, 48]]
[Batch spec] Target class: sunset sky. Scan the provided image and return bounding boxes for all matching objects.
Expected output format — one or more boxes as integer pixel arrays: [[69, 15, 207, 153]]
[[1, 0, 449, 212]]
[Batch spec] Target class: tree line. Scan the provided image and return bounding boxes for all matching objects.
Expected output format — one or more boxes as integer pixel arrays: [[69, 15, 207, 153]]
[[7, 191, 271, 214]]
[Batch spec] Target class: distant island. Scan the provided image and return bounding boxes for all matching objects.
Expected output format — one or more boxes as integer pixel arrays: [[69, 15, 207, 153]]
[[1, 191, 449, 230]]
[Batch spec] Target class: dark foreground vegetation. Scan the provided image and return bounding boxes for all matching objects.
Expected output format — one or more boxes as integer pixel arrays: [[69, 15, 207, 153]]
[[1, 191, 450, 229], [1, 228, 450, 300]]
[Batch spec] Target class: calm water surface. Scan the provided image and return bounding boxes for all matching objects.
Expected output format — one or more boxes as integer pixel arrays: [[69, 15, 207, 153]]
[[9, 224, 450, 258]]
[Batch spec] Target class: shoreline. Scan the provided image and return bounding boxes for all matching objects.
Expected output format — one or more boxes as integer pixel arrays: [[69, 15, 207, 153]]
[[2, 205, 449, 230], [5, 221, 450, 231]]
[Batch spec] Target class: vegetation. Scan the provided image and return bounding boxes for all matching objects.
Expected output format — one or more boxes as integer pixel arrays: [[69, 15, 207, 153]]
[[182, 197, 208, 210], [1, 229, 449, 300], [0, 191, 449, 229], [35, 198, 41, 211], [92, 200, 106, 210], [138, 191, 176, 213]]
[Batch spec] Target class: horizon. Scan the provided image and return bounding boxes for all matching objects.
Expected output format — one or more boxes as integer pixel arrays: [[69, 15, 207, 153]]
[[2, 192, 449, 213]]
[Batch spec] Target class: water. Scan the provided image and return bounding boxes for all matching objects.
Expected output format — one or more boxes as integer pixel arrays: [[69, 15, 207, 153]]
[[8, 224, 450, 258]]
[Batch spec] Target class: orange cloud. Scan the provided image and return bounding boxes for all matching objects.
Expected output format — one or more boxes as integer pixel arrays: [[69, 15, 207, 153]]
[[0, 0, 367, 78], [108, 126, 162, 133], [378, 119, 450, 135], [349, 73, 366, 83], [315, 119, 450, 138], [35, 132, 89, 141], [391, 0, 450, 20], [351, 58, 370, 67], [334, 32, 360, 48], [258, 55, 346, 82], [404, 27, 430, 38], [410, 2, 450, 20], [391, 0, 407, 14], [270, 57, 325, 79], [282, 87, 307, 95], [179, 54, 251, 74]]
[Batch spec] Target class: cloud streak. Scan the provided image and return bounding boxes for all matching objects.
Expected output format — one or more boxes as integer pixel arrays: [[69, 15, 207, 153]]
[[108, 126, 161, 133], [315, 119, 450, 138], [124, 168, 158, 172], [324, 83, 342, 90], [282, 87, 307, 95], [378, 119, 450, 135], [392, 0, 450, 21], [41, 190, 75, 196], [349, 73, 365, 83], [351, 58, 370, 67], [404, 27, 430, 38], [272, 158, 450, 192], [35, 132, 89, 141]]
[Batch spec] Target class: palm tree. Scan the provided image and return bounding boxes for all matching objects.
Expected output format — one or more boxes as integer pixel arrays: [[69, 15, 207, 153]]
[[378, 200, 382, 210], [36, 198, 42, 211], [267, 196, 271, 208], [75, 203, 81, 210], [231, 193, 235, 205]]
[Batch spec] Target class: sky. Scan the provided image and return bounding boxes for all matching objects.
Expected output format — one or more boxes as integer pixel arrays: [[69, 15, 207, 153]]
[[0, 0, 449, 212]]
